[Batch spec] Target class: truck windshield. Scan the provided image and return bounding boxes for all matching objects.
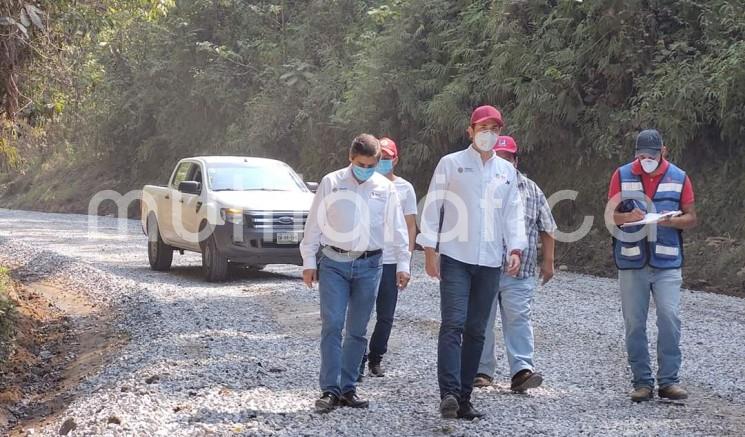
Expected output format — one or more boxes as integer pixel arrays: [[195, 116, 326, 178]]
[[207, 164, 307, 192]]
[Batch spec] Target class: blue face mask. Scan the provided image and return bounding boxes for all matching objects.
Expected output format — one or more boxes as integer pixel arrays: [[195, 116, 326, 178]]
[[376, 159, 394, 175], [352, 164, 376, 182]]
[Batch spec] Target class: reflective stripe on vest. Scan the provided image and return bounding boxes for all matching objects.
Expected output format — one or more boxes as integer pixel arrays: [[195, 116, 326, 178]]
[[620, 246, 642, 257], [621, 182, 644, 192], [655, 245, 680, 257], [657, 183, 683, 193]]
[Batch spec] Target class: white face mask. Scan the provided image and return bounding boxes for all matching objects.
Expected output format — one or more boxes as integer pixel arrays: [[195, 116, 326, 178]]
[[640, 158, 659, 173], [474, 131, 498, 152]]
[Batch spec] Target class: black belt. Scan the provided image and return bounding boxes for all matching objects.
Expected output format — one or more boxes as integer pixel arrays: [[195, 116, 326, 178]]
[[326, 246, 382, 258]]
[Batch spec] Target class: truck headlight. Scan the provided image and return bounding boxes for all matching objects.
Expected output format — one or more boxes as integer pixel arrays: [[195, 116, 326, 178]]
[[220, 208, 244, 225]]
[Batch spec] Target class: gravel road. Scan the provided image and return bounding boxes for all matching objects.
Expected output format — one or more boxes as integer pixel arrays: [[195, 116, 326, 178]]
[[0, 207, 743, 436]]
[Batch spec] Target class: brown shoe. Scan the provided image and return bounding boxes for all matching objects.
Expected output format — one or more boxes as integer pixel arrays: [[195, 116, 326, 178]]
[[510, 369, 543, 393], [630, 386, 654, 402], [658, 384, 688, 400], [473, 373, 493, 388]]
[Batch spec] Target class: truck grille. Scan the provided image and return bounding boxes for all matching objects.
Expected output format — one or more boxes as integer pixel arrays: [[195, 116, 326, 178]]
[[245, 211, 308, 230]]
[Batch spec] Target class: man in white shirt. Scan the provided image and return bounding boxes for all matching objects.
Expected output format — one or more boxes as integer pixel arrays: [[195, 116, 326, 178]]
[[417, 106, 528, 420], [300, 134, 411, 413], [359, 137, 418, 379]]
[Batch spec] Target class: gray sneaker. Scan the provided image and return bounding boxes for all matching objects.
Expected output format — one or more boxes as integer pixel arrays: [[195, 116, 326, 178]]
[[630, 386, 654, 402], [439, 394, 459, 419], [659, 384, 688, 400]]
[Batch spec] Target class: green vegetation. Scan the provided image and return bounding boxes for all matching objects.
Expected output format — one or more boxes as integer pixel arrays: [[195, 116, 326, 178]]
[[0, 0, 744, 291], [0, 266, 15, 360]]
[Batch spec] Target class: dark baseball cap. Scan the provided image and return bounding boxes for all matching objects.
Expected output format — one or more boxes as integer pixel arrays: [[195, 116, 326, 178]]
[[635, 129, 663, 157]]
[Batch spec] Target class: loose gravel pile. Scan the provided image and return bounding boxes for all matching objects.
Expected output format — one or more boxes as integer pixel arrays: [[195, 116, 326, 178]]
[[0, 208, 744, 436]]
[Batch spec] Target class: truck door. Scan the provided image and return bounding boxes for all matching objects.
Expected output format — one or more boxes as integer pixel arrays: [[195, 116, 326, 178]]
[[178, 163, 206, 251], [163, 161, 195, 245]]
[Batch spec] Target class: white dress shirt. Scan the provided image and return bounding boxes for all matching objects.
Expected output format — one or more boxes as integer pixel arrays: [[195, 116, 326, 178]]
[[416, 146, 528, 268], [382, 176, 417, 265], [300, 166, 411, 273]]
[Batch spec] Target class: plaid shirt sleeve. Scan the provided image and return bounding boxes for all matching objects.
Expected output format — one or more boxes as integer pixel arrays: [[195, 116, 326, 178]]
[[535, 186, 557, 234], [512, 175, 558, 279]]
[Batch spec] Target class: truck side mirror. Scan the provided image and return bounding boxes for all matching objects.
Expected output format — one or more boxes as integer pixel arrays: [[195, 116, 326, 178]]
[[178, 181, 201, 195], [305, 182, 319, 193]]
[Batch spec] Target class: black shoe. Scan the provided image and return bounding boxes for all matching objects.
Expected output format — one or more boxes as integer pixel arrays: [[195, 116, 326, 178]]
[[368, 362, 385, 377], [314, 392, 339, 413], [339, 391, 369, 408], [439, 394, 459, 419], [457, 399, 485, 420], [511, 369, 543, 393]]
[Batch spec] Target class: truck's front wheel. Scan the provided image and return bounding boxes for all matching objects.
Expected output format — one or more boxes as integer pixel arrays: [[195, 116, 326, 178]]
[[147, 217, 173, 271], [202, 234, 229, 282]]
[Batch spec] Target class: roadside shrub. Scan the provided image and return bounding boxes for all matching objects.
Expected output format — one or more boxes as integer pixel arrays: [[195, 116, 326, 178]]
[[0, 267, 15, 361]]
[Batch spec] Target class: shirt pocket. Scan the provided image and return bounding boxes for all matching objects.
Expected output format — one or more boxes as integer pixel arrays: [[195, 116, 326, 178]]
[[449, 167, 478, 192], [523, 195, 537, 225], [367, 190, 388, 224]]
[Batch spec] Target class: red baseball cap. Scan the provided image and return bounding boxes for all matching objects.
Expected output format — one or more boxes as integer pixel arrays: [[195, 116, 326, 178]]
[[379, 137, 398, 158], [494, 135, 518, 154], [470, 105, 504, 127]]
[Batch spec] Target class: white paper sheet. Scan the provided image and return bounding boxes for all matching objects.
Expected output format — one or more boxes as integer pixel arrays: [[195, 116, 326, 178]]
[[620, 210, 682, 228]]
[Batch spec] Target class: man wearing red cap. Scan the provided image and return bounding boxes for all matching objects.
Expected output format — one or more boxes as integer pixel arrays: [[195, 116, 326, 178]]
[[417, 105, 528, 419], [472, 135, 557, 394], [358, 137, 418, 379]]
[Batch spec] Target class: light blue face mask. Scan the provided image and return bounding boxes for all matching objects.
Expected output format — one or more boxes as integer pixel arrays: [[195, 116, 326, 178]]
[[376, 159, 394, 175], [352, 164, 376, 181]]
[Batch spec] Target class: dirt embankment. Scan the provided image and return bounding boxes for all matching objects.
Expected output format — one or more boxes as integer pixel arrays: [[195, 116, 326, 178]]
[[0, 272, 127, 435]]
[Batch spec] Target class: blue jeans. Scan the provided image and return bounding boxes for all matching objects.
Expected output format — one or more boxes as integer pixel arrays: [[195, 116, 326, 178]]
[[318, 250, 383, 396], [363, 264, 398, 367], [478, 274, 537, 378], [438, 255, 501, 400], [619, 267, 683, 389]]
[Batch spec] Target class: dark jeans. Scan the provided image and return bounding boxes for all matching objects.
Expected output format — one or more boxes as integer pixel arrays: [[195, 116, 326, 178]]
[[438, 254, 501, 401], [361, 264, 398, 369]]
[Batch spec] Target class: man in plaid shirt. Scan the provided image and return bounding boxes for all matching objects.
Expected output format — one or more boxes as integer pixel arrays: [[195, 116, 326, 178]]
[[473, 135, 557, 393]]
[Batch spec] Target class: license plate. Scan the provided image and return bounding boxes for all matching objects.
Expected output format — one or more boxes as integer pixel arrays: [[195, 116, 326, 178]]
[[276, 232, 301, 244]]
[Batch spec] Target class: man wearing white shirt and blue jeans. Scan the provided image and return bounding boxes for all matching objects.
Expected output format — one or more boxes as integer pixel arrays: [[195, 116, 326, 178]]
[[473, 135, 557, 393], [300, 134, 411, 413], [418, 106, 528, 419]]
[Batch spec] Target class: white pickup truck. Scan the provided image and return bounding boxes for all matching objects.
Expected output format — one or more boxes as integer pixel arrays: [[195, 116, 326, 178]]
[[141, 156, 317, 281]]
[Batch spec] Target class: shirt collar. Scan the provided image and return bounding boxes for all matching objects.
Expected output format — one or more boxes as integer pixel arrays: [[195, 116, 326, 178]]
[[466, 144, 495, 162], [342, 165, 357, 183], [342, 165, 352, 178], [631, 157, 669, 177], [517, 170, 528, 187]]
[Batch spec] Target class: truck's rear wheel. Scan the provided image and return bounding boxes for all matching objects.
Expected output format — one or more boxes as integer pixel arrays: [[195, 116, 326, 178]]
[[147, 217, 173, 271], [202, 234, 228, 282]]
